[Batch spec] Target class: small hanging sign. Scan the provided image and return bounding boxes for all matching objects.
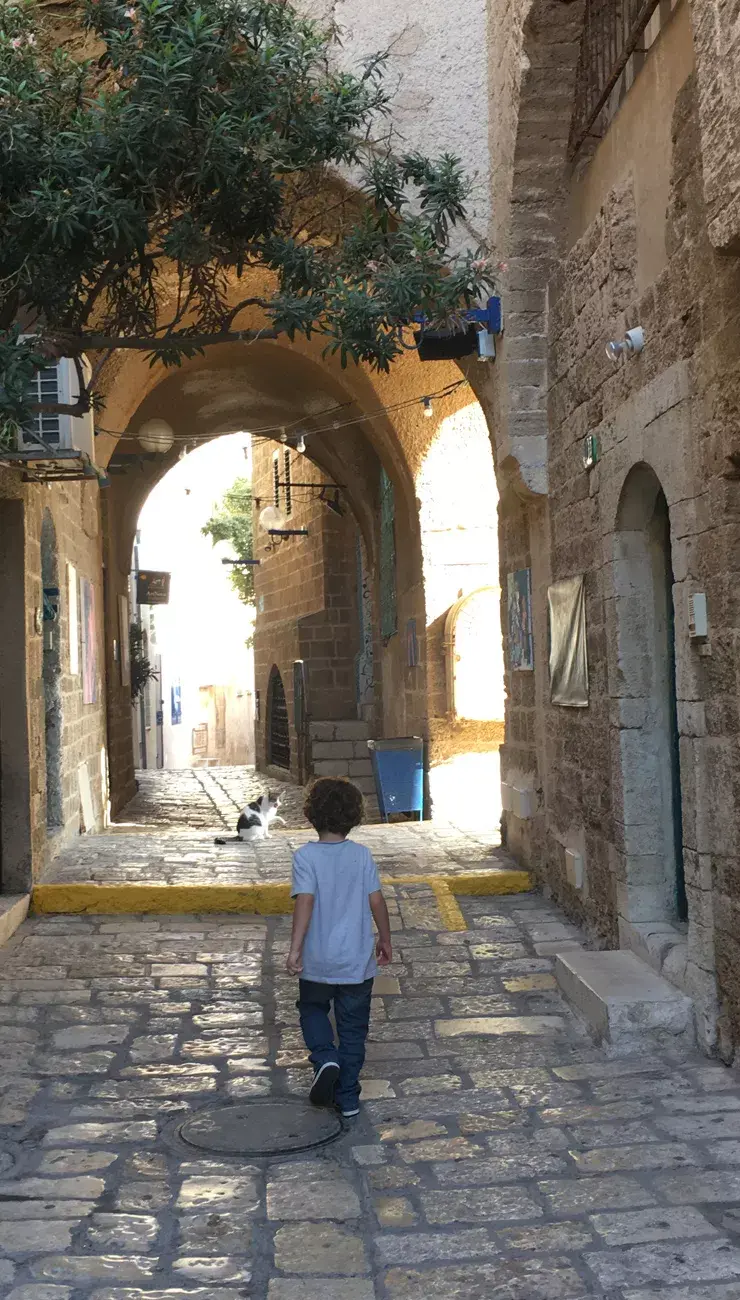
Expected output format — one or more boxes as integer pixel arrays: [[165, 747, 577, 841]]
[[137, 570, 171, 606]]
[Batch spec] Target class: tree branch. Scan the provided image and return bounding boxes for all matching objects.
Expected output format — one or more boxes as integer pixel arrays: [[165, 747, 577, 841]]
[[48, 327, 281, 354]]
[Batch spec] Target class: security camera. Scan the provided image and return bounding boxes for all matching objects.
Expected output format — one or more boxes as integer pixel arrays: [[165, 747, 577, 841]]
[[606, 325, 645, 363]]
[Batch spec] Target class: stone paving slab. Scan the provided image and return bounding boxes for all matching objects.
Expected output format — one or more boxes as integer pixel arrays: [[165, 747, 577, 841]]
[[43, 767, 506, 888], [0, 880, 738, 1297]]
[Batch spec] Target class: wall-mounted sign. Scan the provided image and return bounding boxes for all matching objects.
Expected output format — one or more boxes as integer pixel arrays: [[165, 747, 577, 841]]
[[68, 565, 79, 674], [80, 577, 98, 704], [548, 575, 588, 707], [171, 682, 182, 726], [406, 618, 418, 668], [136, 570, 170, 606], [507, 568, 534, 671], [118, 594, 130, 686]]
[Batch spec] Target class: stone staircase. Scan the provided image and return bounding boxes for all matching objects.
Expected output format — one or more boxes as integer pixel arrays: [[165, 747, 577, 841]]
[[308, 720, 380, 822]]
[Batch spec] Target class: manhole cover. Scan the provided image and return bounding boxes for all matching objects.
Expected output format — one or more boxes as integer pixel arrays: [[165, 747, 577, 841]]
[[178, 1099, 343, 1156]]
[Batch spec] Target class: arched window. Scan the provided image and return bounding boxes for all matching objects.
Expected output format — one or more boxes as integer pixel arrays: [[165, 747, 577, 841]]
[[267, 666, 290, 770]]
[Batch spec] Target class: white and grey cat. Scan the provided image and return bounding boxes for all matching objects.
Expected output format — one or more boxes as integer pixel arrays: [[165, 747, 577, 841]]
[[214, 793, 285, 845]]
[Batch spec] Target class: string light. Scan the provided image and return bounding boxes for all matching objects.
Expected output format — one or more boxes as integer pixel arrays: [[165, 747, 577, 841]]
[[99, 378, 468, 446], [422, 397, 434, 418], [296, 432, 306, 454]]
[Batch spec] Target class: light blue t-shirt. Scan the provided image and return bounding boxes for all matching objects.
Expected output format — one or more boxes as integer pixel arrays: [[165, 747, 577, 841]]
[[291, 839, 382, 984]]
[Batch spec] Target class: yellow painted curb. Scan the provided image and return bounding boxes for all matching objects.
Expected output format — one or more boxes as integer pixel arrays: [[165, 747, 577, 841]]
[[430, 880, 467, 932], [450, 870, 531, 896], [31, 882, 293, 916], [31, 869, 531, 924]]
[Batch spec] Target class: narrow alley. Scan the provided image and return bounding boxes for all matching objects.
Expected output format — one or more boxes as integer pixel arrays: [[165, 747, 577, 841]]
[[41, 768, 505, 889], [3, 0, 740, 1295], [0, 773, 738, 1297]]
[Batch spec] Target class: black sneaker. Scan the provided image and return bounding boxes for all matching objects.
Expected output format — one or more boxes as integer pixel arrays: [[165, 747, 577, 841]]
[[309, 1061, 340, 1106]]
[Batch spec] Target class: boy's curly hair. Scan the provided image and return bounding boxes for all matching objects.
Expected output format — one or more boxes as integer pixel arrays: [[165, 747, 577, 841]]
[[304, 777, 364, 836]]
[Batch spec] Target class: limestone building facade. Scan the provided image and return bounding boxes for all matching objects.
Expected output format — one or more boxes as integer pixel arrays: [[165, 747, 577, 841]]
[[1, 0, 740, 1062]]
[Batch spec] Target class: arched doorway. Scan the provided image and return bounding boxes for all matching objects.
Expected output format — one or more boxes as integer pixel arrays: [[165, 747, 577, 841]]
[[41, 510, 64, 833], [266, 665, 290, 771], [612, 464, 686, 925], [415, 400, 503, 826]]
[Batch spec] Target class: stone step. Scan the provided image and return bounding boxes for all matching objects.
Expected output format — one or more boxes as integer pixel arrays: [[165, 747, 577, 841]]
[[309, 720, 370, 742], [555, 948, 693, 1053]]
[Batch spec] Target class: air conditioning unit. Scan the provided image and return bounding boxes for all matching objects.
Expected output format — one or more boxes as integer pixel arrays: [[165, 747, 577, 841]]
[[18, 353, 94, 463]]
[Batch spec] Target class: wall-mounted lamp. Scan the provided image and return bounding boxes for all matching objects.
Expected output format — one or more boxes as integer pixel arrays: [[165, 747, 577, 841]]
[[477, 330, 496, 361], [582, 433, 598, 471], [606, 326, 645, 364], [320, 486, 344, 517]]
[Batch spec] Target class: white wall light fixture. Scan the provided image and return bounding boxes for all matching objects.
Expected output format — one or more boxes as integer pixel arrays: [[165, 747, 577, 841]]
[[689, 592, 708, 640], [605, 326, 645, 364]]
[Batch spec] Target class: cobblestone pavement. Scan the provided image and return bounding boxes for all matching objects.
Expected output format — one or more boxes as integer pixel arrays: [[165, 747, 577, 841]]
[[0, 885, 739, 1297], [110, 770, 312, 832], [44, 769, 505, 886]]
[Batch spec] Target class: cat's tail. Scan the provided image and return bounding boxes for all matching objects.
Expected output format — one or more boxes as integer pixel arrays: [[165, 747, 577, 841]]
[[214, 835, 240, 845]]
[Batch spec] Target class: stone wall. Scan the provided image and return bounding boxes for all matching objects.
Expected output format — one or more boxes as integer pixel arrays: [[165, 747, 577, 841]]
[[690, 0, 740, 254], [251, 441, 362, 781], [501, 16, 740, 1057], [0, 472, 107, 888]]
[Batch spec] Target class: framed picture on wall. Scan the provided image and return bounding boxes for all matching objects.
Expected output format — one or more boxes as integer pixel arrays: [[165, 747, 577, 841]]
[[119, 594, 130, 687], [548, 575, 588, 707], [507, 568, 534, 671], [80, 577, 98, 704], [68, 563, 79, 675]]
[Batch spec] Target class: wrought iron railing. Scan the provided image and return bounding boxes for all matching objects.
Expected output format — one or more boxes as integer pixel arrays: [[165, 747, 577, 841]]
[[569, 0, 662, 159]]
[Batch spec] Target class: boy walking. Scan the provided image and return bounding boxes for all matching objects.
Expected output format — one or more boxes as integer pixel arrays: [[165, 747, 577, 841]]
[[286, 777, 392, 1117]]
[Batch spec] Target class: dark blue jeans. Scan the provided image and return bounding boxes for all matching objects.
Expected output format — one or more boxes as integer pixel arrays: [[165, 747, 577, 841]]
[[297, 977, 373, 1111]]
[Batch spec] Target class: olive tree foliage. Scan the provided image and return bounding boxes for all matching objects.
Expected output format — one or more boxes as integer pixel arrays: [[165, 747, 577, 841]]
[[201, 476, 255, 606], [0, 0, 495, 440]]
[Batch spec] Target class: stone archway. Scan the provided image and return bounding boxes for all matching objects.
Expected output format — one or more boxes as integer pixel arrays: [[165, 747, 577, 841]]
[[487, 0, 586, 496], [98, 335, 447, 811], [611, 464, 685, 929], [415, 398, 503, 823]]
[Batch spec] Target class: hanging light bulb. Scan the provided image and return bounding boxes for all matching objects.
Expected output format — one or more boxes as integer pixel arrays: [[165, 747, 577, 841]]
[[422, 397, 434, 419], [258, 504, 287, 532], [138, 418, 175, 453], [279, 427, 288, 444], [296, 432, 306, 454]]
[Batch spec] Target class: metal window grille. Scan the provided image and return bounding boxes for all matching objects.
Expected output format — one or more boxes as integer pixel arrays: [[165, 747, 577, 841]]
[[379, 467, 397, 640], [267, 666, 290, 769], [272, 451, 280, 509], [26, 363, 62, 444], [569, 0, 661, 159], [283, 450, 292, 516]]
